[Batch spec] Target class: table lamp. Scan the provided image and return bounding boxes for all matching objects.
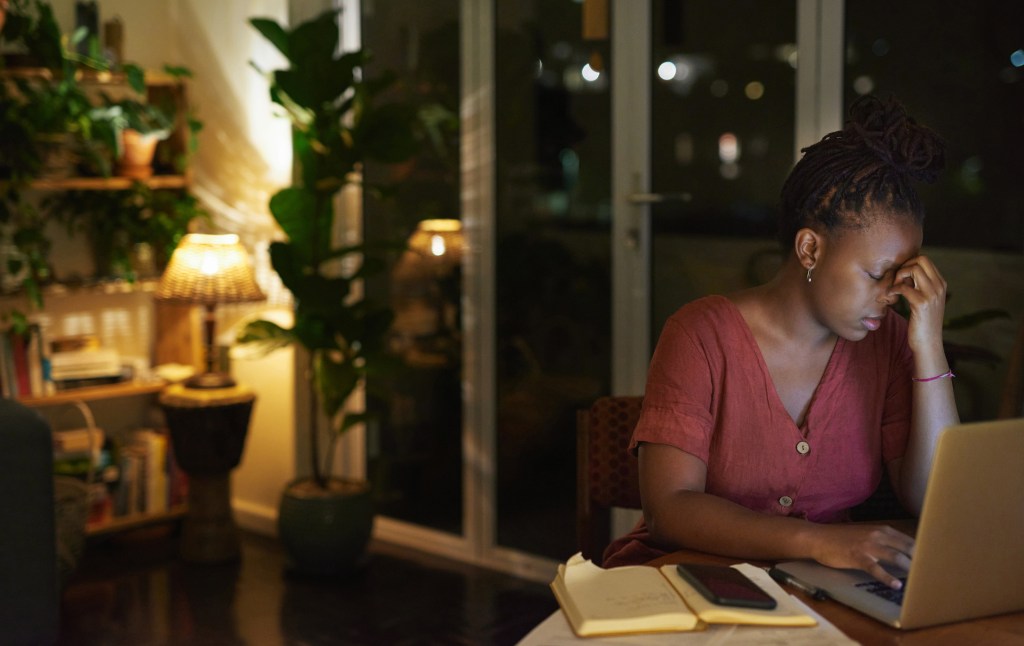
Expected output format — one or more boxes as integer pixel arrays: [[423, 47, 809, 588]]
[[407, 218, 464, 275], [407, 219, 464, 338], [156, 233, 265, 389]]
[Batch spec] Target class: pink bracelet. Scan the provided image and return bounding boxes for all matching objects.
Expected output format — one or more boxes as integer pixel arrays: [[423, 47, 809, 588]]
[[912, 370, 955, 383]]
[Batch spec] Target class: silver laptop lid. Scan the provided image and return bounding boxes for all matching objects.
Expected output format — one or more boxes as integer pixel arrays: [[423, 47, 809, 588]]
[[900, 418, 1024, 628]]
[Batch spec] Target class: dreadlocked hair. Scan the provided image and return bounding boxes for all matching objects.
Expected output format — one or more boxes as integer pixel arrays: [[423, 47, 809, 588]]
[[778, 95, 946, 247]]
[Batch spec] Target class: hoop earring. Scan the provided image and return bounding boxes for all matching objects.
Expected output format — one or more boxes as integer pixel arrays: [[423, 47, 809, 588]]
[[806, 267, 813, 283]]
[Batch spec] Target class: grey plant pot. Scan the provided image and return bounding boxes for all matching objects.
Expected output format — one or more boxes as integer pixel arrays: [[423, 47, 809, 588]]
[[277, 477, 374, 575]]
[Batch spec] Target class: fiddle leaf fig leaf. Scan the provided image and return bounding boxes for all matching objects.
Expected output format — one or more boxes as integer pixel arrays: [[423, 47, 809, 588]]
[[236, 319, 295, 355], [268, 187, 328, 258], [249, 18, 290, 60], [314, 350, 360, 420], [288, 11, 339, 68]]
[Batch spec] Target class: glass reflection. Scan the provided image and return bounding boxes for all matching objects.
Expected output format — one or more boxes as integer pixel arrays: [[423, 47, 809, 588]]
[[361, 1, 463, 535]]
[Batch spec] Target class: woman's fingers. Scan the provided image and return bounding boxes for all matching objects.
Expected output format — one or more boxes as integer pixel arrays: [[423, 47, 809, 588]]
[[816, 525, 915, 589], [886, 256, 947, 352]]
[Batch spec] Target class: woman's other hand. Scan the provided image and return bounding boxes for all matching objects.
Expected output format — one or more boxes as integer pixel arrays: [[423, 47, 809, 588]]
[[887, 255, 947, 356], [807, 523, 915, 589]]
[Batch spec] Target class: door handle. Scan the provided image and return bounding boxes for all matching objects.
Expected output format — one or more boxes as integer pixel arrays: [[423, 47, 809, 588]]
[[627, 192, 693, 204]]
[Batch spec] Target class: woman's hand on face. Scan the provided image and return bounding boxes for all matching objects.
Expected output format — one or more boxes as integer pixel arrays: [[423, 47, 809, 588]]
[[809, 524, 915, 589], [887, 255, 947, 355]]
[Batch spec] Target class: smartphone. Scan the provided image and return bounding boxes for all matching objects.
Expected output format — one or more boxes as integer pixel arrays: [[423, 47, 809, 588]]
[[675, 563, 778, 610]]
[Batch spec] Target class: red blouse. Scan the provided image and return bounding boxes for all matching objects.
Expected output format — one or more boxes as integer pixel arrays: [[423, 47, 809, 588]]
[[603, 295, 913, 567]]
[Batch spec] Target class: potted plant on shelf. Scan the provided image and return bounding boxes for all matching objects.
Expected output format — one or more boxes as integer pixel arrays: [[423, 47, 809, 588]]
[[89, 63, 193, 180], [1, 1, 200, 303], [239, 10, 430, 574], [0, 0, 103, 304]]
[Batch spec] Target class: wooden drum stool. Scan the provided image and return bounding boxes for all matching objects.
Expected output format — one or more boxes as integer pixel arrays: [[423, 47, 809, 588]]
[[159, 384, 255, 563]]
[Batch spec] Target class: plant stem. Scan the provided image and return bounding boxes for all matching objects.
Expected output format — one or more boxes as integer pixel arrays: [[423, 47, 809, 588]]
[[308, 353, 326, 488]]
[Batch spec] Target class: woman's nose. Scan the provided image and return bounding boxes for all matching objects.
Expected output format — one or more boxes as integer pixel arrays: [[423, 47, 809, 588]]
[[877, 288, 899, 306]]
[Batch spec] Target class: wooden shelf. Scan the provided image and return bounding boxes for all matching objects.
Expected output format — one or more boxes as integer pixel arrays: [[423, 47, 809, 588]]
[[0, 277, 159, 300], [21, 380, 167, 408], [27, 175, 189, 191], [86, 504, 187, 537], [0, 67, 185, 87]]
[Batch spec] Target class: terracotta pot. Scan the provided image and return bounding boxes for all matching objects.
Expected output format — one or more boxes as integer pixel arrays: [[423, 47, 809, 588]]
[[118, 128, 161, 179]]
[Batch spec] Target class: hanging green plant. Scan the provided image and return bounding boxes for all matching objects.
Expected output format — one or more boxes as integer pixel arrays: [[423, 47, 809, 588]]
[[46, 184, 208, 282]]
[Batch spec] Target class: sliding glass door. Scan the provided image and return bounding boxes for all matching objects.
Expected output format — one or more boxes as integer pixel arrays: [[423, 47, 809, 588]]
[[362, 0, 812, 571], [491, 0, 800, 562]]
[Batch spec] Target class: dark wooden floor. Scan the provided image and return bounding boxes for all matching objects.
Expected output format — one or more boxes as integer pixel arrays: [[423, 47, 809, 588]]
[[57, 528, 558, 645]]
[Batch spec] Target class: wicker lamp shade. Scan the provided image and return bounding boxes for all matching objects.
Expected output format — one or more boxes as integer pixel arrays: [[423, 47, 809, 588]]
[[407, 219, 464, 273], [156, 234, 264, 389], [156, 234, 265, 305]]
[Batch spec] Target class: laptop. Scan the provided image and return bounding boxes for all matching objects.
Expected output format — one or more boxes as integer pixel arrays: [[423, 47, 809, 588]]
[[774, 418, 1024, 629]]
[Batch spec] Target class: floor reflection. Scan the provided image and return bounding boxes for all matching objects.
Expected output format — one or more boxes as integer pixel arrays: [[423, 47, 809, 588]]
[[58, 527, 555, 645]]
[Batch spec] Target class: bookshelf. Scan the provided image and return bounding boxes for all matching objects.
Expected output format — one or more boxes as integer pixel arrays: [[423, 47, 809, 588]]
[[29, 382, 189, 537], [1, 66, 198, 539]]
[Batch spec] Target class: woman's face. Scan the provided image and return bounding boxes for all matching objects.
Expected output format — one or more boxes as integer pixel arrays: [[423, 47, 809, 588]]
[[811, 216, 923, 341]]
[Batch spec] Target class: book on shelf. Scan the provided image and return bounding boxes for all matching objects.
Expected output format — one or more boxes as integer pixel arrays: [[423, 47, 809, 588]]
[[550, 553, 816, 638], [53, 426, 106, 455], [0, 324, 56, 398], [53, 370, 130, 392], [113, 428, 177, 518], [49, 346, 122, 381], [0, 332, 13, 398]]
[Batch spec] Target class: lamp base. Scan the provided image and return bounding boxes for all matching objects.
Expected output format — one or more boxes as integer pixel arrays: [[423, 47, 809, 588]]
[[184, 371, 237, 389]]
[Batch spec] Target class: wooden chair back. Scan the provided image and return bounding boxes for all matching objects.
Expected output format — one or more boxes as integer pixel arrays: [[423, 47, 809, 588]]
[[576, 395, 643, 564]]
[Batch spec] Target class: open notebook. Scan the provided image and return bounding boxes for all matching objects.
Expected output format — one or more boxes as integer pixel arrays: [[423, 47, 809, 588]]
[[776, 417, 1024, 629]]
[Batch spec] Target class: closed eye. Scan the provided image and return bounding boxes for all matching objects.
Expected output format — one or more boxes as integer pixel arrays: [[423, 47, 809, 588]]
[[867, 272, 885, 281]]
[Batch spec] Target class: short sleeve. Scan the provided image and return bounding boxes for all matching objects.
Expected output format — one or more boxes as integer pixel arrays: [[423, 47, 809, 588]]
[[628, 309, 720, 463]]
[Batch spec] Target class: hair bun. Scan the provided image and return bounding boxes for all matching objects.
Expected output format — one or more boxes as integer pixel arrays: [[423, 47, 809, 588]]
[[845, 95, 946, 183]]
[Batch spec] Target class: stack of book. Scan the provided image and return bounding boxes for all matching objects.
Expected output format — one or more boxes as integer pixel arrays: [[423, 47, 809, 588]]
[[48, 335, 126, 391]]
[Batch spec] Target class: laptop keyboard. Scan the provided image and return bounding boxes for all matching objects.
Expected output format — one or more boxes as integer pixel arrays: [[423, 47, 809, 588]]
[[855, 577, 908, 605]]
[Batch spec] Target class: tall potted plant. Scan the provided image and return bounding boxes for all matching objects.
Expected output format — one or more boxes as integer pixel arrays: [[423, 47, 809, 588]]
[[240, 10, 425, 574]]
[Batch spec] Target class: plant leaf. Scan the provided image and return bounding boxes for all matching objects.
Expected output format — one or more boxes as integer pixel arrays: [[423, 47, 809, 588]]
[[236, 319, 296, 355], [287, 11, 340, 70], [314, 350, 360, 420], [123, 63, 147, 94], [944, 309, 1010, 331], [250, 17, 290, 60], [268, 187, 326, 258]]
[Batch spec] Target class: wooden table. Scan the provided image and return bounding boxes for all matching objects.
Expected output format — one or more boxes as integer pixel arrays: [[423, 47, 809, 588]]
[[649, 545, 1024, 645]]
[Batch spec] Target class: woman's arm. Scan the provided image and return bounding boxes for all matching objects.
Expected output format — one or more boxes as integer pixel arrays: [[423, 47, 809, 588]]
[[640, 442, 914, 588], [886, 255, 960, 515]]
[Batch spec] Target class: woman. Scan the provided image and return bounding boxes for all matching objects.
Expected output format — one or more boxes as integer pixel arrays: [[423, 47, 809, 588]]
[[602, 95, 959, 590]]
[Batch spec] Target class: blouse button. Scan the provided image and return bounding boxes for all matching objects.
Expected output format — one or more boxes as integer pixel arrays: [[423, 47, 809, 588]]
[[796, 440, 810, 455], [779, 495, 794, 507]]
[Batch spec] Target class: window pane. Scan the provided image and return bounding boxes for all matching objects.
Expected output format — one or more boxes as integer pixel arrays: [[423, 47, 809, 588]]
[[845, 1, 1024, 252], [495, 1, 613, 559], [362, 1, 463, 535], [650, 0, 796, 341]]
